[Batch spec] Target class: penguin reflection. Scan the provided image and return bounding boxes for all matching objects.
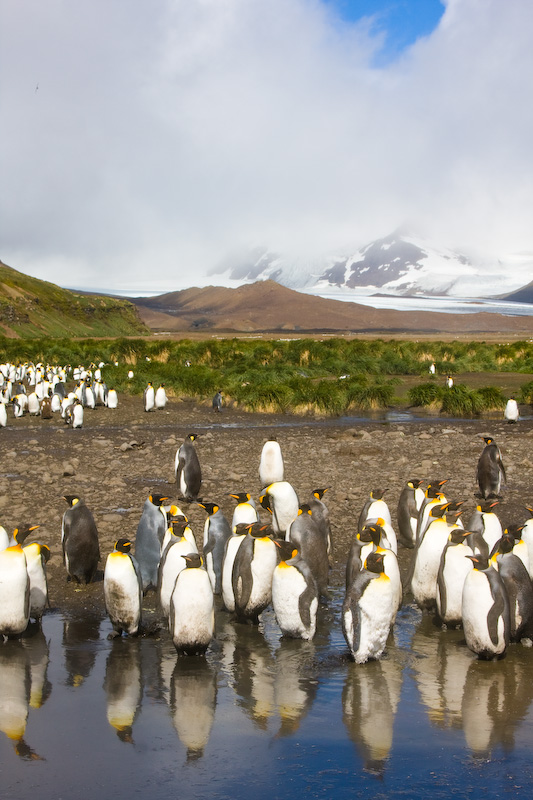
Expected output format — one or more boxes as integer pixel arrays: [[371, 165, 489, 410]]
[[273, 639, 318, 737], [170, 658, 217, 762], [0, 638, 42, 760], [343, 658, 402, 776], [103, 638, 142, 743], [462, 653, 533, 758], [229, 623, 276, 729], [22, 626, 52, 711], [63, 614, 102, 688]]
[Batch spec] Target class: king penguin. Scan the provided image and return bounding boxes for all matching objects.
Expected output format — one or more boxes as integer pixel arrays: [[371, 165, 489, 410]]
[[260, 481, 299, 537], [197, 502, 232, 595], [62, 495, 100, 584], [397, 479, 424, 549], [490, 537, 533, 642], [169, 554, 214, 655], [104, 539, 143, 638], [229, 492, 258, 530], [175, 434, 202, 502], [477, 436, 506, 499], [232, 523, 278, 624], [504, 397, 519, 423], [308, 487, 333, 561], [343, 552, 395, 664], [358, 489, 392, 531], [154, 383, 167, 409], [158, 519, 194, 618], [436, 529, 474, 627], [0, 529, 31, 637], [23, 534, 50, 623], [259, 438, 284, 487], [409, 504, 460, 613], [466, 500, 502, 559], [143, 382, 155, 412], [271, 541, 318, 640], [134, 492, 169, 593], [221, 522, 252, 612], [286, 504, 329, 598], [462, 554, 510, 659]]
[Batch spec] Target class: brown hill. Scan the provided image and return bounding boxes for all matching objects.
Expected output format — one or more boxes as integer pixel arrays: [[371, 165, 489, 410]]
[[131, 280, 533, 336]]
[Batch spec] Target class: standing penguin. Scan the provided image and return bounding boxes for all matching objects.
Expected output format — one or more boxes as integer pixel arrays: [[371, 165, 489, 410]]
[[466, 500, 502, 559], [158, 518, 194, 618], [343, 552, 395, 664], [260, 481, 299, 537], [436, 530, 474, 626], [410, 504, 460, 613], [23, 537, 50, 623], [259, 438, 284, 487], [221, 522, 252, 612], [232, 523, 278, 624], [175, 434, 202, 502], [212, 391, 223, 412], [0, 402, 6, 428], [104, 539, 143, 638], [229, 492, 258, 530], [169, 554, 214, 656], [358, 489, 392, 531], [0, 529, 31, 637], [286, 505, 329, 599], [477, 436, 506, 500], [504, 397, 519, 423], [397, 479, 424, 549], [462, 554, 510, 659], [197, 502, 232, 595], [490, 538, 533, 642], [271, 541, 318, 640], [106, 388, 118, 409], [143, 382, 155, 412], [61, 495, 100, 584], [134, 492, 169, 593], [308, 488, 332, 561], [154, 384, 167, 410]]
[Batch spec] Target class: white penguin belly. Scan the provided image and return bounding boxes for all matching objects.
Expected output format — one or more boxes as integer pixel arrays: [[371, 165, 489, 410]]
[[222, 536, 245, 611], [170, 571, 214, 648], [272, 566, 316, 639], [349, 576, 395, 663], [247, 540, 277, 611], [462, 571, 506, 655]]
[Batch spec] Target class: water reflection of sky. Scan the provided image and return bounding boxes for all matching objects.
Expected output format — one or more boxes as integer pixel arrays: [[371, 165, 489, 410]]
[[2, 593, 533, 799]]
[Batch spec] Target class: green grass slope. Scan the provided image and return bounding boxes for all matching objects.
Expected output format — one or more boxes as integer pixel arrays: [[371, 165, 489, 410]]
[[0, 261, 149, 338]]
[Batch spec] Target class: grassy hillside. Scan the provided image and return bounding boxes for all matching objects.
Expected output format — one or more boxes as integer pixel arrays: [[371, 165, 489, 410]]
[[0, 261, 149, 338]]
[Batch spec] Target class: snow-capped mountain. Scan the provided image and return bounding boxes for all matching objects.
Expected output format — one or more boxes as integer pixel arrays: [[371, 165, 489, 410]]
[[210, 233, 532, 300]]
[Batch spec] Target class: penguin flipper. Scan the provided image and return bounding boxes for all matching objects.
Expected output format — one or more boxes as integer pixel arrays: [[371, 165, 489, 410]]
[[436, 548, 448, 621], [298, 578, 317, 630]]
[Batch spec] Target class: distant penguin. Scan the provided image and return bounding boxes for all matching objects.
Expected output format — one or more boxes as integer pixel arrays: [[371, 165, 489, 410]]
[[477, 436, 506, 499], [104, 539, 143, 638], [462, 555, 510, 659], [0, 529, 31, 636], [0, 403, 7, 427], [62, 495, 100, 584], [436, 530, 474, 626], [286, 505, 329, 598], [259, 438, 284, 487], [72, 403, 84, 429], [272, 541, 318, 640], [343, 552, 395, 664], [504, 397, 519, 423], [175, 434, 202, 502], [40, 395, 53, 419], [429, 362, 436, 375], [27, 392, 40, 415], [260, 481, 299, 537], [232, 523, 277, 624], [143, 382, 155, 412], [397, 479, 424, 549], [106, 388, 118, 409], [169, 554, 214, 655], [155, 384, 167, 409], [229, 492, 258, 530], [197, 502, 232, 595], [128, 370, 134, 380], [358, 489, 392, 531], [212, 391, 223, 412], [134, 492, 169, 593], [446, 375, 454, 389], [23, 537, 50, 623]]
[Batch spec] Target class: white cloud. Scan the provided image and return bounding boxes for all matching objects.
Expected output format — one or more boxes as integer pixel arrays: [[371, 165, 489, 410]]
[[1, 0, 532, 292]]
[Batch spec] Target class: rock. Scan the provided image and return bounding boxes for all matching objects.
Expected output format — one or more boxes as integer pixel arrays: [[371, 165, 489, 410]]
[[63, 462, 76, 476]]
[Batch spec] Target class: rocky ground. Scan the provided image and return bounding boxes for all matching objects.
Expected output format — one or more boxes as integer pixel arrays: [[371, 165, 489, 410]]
[[1, 395, 532, 620]]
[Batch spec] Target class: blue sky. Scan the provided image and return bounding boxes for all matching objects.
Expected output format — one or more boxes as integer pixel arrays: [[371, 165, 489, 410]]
[[1, 0, 532, 294], [327, 0, 445, 60]]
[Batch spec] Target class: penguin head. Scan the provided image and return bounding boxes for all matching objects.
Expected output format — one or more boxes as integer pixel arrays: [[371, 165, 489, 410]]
[[298, 504, 312, 516], [247, 522, 272, 539], [259, 493, 271, 512], [407, 479, 423, 489], [187, 433, 198, 442], [230, 492, 252, 504], [234, 522, 250, 536], [429, 503, 449, 519], [13, 524, 39, 545], [170, 517, 188, 536], [504, 524, 524, 543], [183, 553, 202, 569], [482, 436, 494, 445], [115, 539, 132, 553], [364, 551, 385, 574], [197, 502, 218, 516], [40, 544, 51, 563], [63, 495, 81, 507], [370, 489, 387, 500], [149, 493, 169, 507], [360, 523, 382, 546], [274, 539, 299, 564], [524, 506, 533, 518], [312, 487, 329, 500], [449, 529, 469, 545], [466, 554, 489, 571], [478, 500, 499, 513], [490, 534, 514, 558]]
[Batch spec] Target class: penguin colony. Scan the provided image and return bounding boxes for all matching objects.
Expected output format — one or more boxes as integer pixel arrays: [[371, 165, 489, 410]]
[[0, 359, 532, 668]]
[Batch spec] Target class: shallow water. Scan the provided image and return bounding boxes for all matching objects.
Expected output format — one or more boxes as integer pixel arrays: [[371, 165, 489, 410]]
[[2, 587, 533, 800]]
